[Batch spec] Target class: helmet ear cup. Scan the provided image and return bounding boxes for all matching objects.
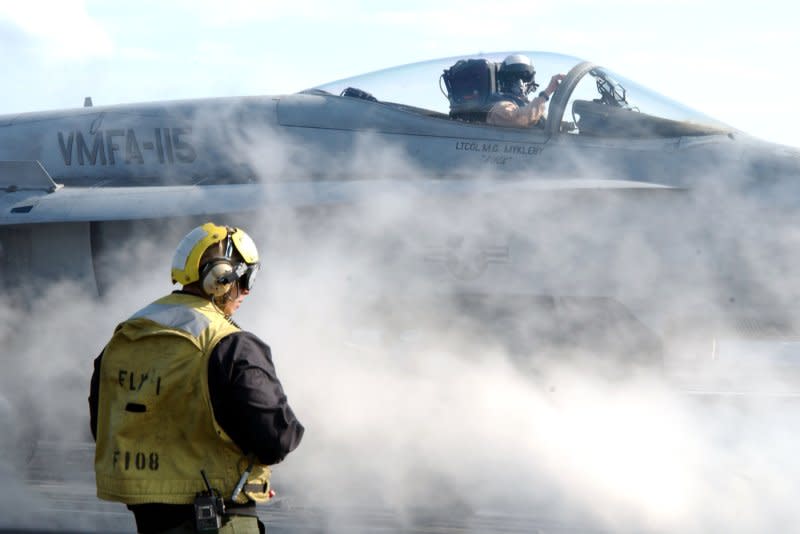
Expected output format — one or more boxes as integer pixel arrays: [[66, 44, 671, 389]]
[[201, 260, 234, 297]]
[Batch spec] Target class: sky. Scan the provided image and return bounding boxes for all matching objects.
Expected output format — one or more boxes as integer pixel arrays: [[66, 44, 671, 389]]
[[0, 0, 799, 147]]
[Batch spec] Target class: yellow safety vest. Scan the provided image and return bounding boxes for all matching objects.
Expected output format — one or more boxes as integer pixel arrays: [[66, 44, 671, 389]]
[[95, 293, 271, 505]]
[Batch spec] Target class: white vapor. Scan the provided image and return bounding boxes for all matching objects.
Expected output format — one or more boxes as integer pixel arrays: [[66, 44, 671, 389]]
[[2, 97, 800, 534]]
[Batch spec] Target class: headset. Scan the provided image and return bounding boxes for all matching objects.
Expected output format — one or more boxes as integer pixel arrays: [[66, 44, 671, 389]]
[[199, 231, 260, 298]]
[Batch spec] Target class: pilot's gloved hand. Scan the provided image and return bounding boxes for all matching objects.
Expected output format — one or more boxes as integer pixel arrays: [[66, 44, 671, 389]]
[[544, 74, 566, 97]]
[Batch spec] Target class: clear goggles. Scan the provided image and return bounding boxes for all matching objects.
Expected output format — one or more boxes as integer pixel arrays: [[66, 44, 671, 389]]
[[231, 262, 260, 291]]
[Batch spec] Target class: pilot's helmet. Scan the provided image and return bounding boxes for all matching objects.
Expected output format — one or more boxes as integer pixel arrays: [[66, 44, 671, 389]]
[[498, 54, 536, 96], [171, 222, 260, 297]]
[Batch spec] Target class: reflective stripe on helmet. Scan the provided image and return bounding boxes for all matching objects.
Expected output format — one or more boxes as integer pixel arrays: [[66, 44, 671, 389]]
[[170, 222, 228, 285]]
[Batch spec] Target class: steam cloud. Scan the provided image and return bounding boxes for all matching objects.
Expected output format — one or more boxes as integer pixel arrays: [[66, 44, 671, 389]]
[[2, 104, 800, 533]]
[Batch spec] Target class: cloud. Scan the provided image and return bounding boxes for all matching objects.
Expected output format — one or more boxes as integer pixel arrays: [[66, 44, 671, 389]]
[[0, 0, 113, 60]]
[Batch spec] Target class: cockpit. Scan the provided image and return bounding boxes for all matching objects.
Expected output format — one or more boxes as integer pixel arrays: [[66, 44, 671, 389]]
[[309, 51, 733, 139]]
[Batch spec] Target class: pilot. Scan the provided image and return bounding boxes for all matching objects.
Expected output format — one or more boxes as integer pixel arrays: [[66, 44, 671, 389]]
[[89, 222, 304, 534], [487, 54, 566, 128]]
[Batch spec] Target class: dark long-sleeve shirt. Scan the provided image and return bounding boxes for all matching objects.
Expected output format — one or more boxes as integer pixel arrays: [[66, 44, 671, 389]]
[[206, 332, 304, 464]]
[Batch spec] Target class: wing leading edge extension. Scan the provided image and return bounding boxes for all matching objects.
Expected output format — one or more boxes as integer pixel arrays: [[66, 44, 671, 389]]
[[0, 160, 681, 226]]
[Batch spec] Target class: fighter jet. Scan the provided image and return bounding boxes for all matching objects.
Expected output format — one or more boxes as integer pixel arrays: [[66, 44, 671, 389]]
[[2, 51, 799, 366]]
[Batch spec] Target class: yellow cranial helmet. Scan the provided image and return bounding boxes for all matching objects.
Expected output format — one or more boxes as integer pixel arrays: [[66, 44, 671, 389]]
[[171, 222, 260, 286]]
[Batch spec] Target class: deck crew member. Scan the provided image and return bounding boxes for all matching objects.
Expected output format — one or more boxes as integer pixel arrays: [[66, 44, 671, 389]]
[[89, 222, 304, 533]]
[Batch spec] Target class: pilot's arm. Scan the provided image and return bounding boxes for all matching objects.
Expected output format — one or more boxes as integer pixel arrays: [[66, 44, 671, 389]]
[[487, 98, 547, 127], [487, 74, 565, 128]]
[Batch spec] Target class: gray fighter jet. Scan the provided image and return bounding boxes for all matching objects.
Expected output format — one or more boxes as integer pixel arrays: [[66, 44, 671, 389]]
[[2, 51, 799, 365]]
